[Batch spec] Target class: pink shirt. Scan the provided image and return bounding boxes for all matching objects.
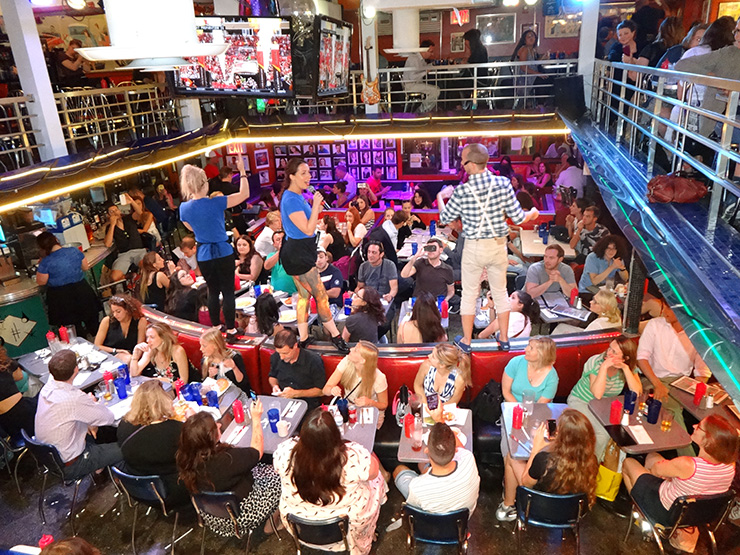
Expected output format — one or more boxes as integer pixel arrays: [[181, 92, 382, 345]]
[[658, 457, 735, 510]]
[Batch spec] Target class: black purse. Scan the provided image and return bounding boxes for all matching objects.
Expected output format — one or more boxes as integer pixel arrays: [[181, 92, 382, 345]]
[[470, 379, 504, 423]]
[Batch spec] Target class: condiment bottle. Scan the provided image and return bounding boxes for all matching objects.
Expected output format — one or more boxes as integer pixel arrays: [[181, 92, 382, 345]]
[[58, 326, 69, 344], [46, 331, 60, 354], [102, 370, 114, 401], [233, 399, 245, 424], [404, 412, 414, 438], [693, 382, 707, 406], [705, 394, 714, 409]]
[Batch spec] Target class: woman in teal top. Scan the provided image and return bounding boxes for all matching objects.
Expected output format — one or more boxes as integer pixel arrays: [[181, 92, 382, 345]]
[[500, 336, 559, 457], [567, 335, 642, 460]]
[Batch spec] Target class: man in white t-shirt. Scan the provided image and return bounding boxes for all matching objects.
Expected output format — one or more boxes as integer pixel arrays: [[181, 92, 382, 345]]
[[403, 40, 439, 113], [254, 210, 281, 258], [555, 157, 584, 199], [335, 163, 357, 198], [393, 423, 480, 514]]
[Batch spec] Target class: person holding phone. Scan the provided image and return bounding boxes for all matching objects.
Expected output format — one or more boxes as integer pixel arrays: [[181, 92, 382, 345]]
[[413, 344, 472, 415], [497, 409, 599, 522], [400, 237, 454, 301]]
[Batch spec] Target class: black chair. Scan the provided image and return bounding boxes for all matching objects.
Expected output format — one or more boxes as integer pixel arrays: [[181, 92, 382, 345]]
[[20, 429, 90, 536], [624, 489, 735, 555], [191, 491, 281, 554], [514, 486, 588, 554], [110, 466, 181, 555], [285, 513, 350, 554], [0, 426, 26, 494], [401, 503, 469, 554]]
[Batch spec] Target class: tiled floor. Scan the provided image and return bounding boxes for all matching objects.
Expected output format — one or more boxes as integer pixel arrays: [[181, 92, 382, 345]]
[[2, 458, 739, 554]]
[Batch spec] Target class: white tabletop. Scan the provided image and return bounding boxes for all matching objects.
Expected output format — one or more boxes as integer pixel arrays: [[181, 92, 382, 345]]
[[520, 229, 575, 259], [501, 401, 569, 460], [398, 408, 473, 463]]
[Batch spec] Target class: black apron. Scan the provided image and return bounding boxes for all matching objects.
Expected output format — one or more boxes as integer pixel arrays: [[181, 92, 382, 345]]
[[280, 236, 318, 276]]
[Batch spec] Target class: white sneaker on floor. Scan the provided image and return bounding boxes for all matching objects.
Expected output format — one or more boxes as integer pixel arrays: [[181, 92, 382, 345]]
[[495, 502, 517, 522]]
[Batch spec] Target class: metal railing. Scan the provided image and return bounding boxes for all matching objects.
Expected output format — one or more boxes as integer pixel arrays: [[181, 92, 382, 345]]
[[0, 94, 40, 172], [54, 83, 183, 154], [591, 59, 740, 230]]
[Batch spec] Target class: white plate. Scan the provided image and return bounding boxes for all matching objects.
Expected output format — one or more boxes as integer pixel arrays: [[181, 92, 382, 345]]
[[452, 427, 468, 447], [282, 297, 295, 307], [279, 309, 297, 323], [235, 297, 256, 309]]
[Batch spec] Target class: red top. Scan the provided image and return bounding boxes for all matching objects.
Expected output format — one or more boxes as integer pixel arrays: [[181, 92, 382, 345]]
[[366, 175, 382, 194]]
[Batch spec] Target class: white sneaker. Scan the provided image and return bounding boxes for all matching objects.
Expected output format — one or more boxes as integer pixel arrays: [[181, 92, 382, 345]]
[[495, 502, 517, 522]]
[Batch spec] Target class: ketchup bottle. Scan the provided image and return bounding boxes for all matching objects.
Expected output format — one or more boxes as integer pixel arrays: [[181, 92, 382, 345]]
[[233, 399, 245, 424], [404, 412, 414, 438], [59, 326, 69, 344]]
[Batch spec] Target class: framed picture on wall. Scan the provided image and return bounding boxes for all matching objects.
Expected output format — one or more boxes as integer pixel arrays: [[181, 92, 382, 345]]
[[386, 150, 397, 165], [303, 144, 317, 156], [348, 151, 359, 166], [361, 166, 371, 179], [254, 142, 266, 148], [333, 143, 346, 155], [476, 14, 516, 45], [451, 32, 465, 53], [372, 139, 383, 150], [373, 151, 384, 165], [306, 157, 317, 168], [544, 15, 581, 39], [333, 157, 346, 167], [361, 151, 371, 166], [347, 139, 359, 150], [718, 1, 740, 19], [254, 149, 270, 169], [384, 138, 395, 148], [275, 157, 287, 169], [273, 145, 287, 157], [310, 170, 318, 180], [319, 169, 333, 180], [277, 170, 285, 180], [319, 157, 331, 168], [359, 139, 370, 149], [258, 170, 270, 184], [521, 23, 538, 36], [289, 145, 302, 156], [318, 144, 331, 155], [349, 167, 359, 179], [387, 166, 397, 180]]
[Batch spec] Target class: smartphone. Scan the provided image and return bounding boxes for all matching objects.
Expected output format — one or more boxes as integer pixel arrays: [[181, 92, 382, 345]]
[[427, 393, 439, 411], [546, 419, 558, 440], [249, 390, 258, 403], [219, 409, 235, 430], [622, 45, 631, 56], [423, 245, 436, 252]]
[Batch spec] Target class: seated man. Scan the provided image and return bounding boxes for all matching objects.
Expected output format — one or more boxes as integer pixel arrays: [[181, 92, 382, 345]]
[[397, 199, 427, 249], [400, 237, 454, 301], [525, 244, 577, 299], [365, 166, 391, 206], [35, 350, 123, 480], [402, 40, 440, 113], [104, 201, 147, 283], [268, 329, 327, 411], [357, 241, 398, 304], [264, 230, 297, 294], [176, 235, 200, 276], [637, 303, 711, 456], [381, 211, 409, 253], [254, 210, 281, 258], [569, 205, 609, 263], [394, 423, 480, 514], [316, 247, 343, 308]]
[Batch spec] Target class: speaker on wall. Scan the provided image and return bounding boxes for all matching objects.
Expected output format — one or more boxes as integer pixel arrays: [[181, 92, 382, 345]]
[[553, 75, 587, 121]]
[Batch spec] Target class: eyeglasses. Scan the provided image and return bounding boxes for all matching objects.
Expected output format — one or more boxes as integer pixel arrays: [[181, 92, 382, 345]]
[[461, 160, 471, 166]]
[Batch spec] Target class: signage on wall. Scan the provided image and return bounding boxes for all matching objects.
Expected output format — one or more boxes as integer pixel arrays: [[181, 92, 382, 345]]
[[542, 0, 560, 17], [450, 9, 469, 26], [0, 314, 36, 347], [227, 143, 247, 155]]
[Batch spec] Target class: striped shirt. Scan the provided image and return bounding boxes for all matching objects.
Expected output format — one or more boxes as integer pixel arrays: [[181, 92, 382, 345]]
[[439, 171, 526, 239], [659, 457, 735, 510], [406, 449, 481, 514], [569, 353, 634, 403]]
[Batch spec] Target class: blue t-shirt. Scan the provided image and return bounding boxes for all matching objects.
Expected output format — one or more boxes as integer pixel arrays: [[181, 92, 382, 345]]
[[579, 252, 618, 292], [504, 355, 559, 402], [37, 247, 85, 287], [179, 196, 231, 261], [280, 190, 313, 240]]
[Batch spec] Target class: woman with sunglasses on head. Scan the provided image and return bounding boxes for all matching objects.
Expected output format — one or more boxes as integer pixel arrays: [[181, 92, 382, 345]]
[[279, 158, 349, 353], [199, 327, 250, 393], [341, 287, 386, 344], [94, 295, 147, 364], [130, 322, 192, 383]]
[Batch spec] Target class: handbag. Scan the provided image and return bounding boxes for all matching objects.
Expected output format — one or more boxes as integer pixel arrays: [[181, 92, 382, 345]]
[[392, 384, 410, 427], [470, 380, 504, 423], [595, 439, 623, 502], [646, 173, 708, 204]]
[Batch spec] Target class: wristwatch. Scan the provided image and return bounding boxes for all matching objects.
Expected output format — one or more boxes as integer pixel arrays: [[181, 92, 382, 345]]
[[240, 173, 247, 178], [112, 348, 117, 355]]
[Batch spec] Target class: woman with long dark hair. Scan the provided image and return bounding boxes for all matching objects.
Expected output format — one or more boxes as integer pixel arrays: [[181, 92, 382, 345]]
[[253, 292, 284, 337], [179, 156, 250, 339], [397, 292, 447, 344], [411, 188, 432, 210], [479, 290, 540, 341], [279, 158, 348, 353], [511, 29, 549, 106], [94, 295, 146, 363], [319, 215, 350, 262], [234, 235, 264, 282], [35, 231, 101, 337], [177, 410, 282, 537], [0, 346, 37, 436], [273, 408, 385, 555], [139, 251, 172, 310], [163, 269, 200, 323], [353, 195, 375, 231], [341, 287, 386, 344], [497, 409, 599, 521]]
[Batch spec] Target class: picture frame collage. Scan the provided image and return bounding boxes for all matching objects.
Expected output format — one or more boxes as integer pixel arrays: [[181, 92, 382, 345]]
[[273, 138, 398, 184]]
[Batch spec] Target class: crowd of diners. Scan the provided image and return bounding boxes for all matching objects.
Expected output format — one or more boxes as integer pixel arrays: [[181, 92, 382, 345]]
[[3, 132, 737, 553]]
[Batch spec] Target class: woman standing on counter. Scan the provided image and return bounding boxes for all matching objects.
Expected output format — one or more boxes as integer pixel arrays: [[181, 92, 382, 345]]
[[179, 155, 250, 339], [35, 232, 101, 338], [94, 295, 146, 364], [279, 158, 349, 353]]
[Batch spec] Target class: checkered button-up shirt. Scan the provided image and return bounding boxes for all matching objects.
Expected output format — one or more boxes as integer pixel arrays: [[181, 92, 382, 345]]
[[439, 171, 526, 240]]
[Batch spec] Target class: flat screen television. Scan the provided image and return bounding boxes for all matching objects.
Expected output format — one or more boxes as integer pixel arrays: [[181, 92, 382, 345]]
[[292, 15, 352, 99], [172, 16, 294, 98]]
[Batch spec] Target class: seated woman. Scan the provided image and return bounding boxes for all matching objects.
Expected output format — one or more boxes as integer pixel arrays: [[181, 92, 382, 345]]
[[163, 269, 200, 323], [344, 207, 367, 250], [497, 409, 598, 521], [567, 335, 642, 459], [578, 235, 630, 293], [478, 290, 540, 341], [177, 409, 282, 536], [199, 327, 250, 392], [234, 236, 263, 282], [342, 287, 386, 344], [397, 292, 447, 344], [117, 380, 189, 508], [624, 415, 738, 527], [273, 408, 385, 555], [128, 191, 161, 247], [319, 215, 350, 263], [552, 290, 623, 335], [35, 231, 100, 338], [323, 341, 388, 428], [413, 343, 472, 409], [354, 195, 375, 231], [0, 347, 37, 436], [94, 295, 147, 363], [411, 188, 432, 210], [139, 252, 174, 311], [525, 154, 543, 182], [565, 198, 589, 241], [130, 322, 193, 383], [248, 292, 284, 337]]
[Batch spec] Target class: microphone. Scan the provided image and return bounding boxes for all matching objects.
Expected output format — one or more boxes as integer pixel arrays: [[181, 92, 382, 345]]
[[308, 185, 331, 210]]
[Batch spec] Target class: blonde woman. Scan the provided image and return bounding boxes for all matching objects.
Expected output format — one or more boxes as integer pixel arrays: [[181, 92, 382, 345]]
[[116, 380, 189, 507], [179, 155, 250, 339], [323, 341, 389, 428], [413, 343, 472, 409], [552, 290, 622, 335], [130, 322, 192, 383], [199, 328, 250, 393]]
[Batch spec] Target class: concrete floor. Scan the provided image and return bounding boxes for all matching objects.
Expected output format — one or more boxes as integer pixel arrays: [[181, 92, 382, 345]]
[[2, 458, 739, 555]]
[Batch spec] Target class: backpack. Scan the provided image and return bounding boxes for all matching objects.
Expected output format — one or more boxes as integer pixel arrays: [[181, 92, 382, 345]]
[[470, 380, 504, 423]]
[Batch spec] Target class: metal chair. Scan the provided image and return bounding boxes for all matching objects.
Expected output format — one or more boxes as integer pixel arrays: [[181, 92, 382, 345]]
[[285, 513, 350, 554], [20, 429, 90, 536], [401, 503, 469, 554], [514, 486, 588, 554], [624, 489, 735, 555], [191, 491, 281, 554], [0, 426, 26, 494], [110, 466, 182, 555]]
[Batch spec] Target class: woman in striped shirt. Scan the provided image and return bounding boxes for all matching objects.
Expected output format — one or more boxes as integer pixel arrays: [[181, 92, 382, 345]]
[[624, 415, 738, 526]]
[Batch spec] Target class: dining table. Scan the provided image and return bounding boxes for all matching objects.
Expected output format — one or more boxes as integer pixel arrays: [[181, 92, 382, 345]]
[[668, 379, 740, 427], [397, 406, 473, 463], [326, 404, 380, 453], [519, 229, 576, 259], [502, 402, 570, 460]]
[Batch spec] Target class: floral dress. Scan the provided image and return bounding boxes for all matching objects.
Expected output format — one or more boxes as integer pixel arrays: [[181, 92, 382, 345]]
[[273, 439, 385, 555]]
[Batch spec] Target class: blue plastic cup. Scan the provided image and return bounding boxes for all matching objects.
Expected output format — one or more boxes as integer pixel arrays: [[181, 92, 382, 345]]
[[411, 243, 418, 255], [206, 390, 219, 408], [336, 398, 349, 423], [268, 408, 280, 433], [114, 378, 127, 399], [410, 297, 417, 308], [624, 391, 637, 414], [118, 364, 130, 385], [437, 296, 445, 311], [253, 284, 261, 297], [647, 399, 662, 425]]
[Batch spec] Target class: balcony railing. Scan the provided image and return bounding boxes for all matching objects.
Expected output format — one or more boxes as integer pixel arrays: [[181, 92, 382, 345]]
[[0, 94, 40, 172]]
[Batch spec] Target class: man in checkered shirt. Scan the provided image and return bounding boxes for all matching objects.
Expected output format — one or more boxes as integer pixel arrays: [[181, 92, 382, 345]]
[[440, 143, 539, 352]]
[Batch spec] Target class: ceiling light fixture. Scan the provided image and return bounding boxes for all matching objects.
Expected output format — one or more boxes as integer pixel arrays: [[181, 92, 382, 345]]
[[65, 0, 87, 9], [524, 0, 538, 5], [362, 5, 377, 20]]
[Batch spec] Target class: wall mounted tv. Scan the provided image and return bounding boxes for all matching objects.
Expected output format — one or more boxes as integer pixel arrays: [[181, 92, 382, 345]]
[[173, 16, 294, 98]]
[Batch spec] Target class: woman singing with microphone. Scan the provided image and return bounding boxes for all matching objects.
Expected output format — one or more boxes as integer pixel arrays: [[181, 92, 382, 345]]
[[280, 158, 349, 353]]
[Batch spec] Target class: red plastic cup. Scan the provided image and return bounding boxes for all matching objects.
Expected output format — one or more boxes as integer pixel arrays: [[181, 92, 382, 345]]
[[59, 326, 69, 343], [610, 399, 623, 425], [189, 271, 196, 281], [693, 382, 707, 406], [234, 275, 241, 290], [174, 379, 184, 398], [512, 405, 524, 430]]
